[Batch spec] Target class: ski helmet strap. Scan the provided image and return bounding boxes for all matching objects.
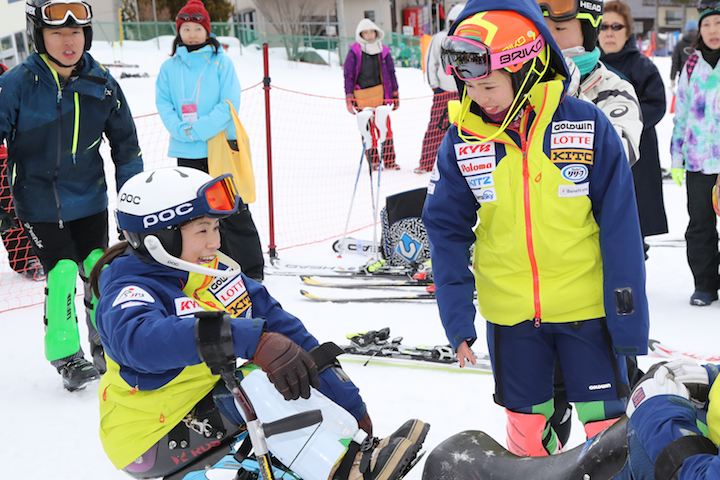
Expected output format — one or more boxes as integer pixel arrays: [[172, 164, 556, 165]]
[[457, 46, 551, 144]]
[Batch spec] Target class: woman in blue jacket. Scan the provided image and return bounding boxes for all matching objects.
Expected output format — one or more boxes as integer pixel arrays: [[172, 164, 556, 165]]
[[156, 0, 264, 282], [90, 166, 427, 480], [0, 0, 143, 392]]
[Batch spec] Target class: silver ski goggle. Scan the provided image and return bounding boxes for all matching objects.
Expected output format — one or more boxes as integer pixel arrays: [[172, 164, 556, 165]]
[[36, 2, 92, 26], [441, 34, 545, 81]]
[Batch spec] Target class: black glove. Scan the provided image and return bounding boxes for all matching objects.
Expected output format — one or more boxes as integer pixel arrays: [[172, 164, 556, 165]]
[[253, 332, 320, 401]]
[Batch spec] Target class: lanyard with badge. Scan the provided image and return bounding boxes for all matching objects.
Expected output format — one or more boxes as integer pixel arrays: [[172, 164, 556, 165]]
[[180, 62, 209, 124]]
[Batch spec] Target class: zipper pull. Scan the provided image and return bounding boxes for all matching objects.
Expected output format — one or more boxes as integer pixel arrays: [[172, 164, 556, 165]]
[[534, 318, 541, 328]]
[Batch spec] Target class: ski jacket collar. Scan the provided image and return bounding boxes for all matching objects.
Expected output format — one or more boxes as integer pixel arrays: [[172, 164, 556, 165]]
[[24, 51, 111, 100], [175, 43, 219, 66]]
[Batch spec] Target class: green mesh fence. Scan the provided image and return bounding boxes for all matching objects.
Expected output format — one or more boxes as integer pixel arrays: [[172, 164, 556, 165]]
[[93, 22, 424, 68]]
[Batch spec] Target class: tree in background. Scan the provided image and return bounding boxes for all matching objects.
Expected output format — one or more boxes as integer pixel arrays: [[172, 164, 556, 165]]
[[251, 0, 323, 61]]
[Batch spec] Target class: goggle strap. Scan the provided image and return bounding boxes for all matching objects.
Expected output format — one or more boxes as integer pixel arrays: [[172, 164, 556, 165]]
[[490, 36, 545, 72]]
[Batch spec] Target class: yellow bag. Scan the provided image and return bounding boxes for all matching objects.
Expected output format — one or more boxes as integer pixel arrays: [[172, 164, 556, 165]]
[[207, 100, 256, 203]]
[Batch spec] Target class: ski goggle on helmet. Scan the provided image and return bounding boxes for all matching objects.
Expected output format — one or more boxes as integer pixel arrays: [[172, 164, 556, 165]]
[[116, 167, 242, 277], [698, 0, 720, 22], [442, 12, 546, 81], [443, 11, 550, 143], [30, 1, 92, 26]]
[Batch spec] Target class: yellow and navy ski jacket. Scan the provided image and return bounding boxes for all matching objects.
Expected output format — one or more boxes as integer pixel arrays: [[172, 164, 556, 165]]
[[630, 364, 720, 479], [423, 0, 648, 356], [0, 52, 142, 224], [95, 253, 366, 469]]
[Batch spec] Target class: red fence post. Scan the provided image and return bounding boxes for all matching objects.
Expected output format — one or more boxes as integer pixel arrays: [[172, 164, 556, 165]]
[[262, 43, 277, 260]]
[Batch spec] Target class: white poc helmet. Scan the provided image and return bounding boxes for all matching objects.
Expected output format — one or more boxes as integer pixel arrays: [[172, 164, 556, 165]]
[[116, 167, 242, 277]]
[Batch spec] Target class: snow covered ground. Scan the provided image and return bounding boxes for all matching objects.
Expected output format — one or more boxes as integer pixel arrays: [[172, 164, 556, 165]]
[[1, 37, 718, 480]]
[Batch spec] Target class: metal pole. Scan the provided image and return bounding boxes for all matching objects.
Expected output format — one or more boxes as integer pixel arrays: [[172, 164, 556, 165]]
[[151, 0, 160, 49], [336, 0, 347, 66], [262, 44, 277, 261]]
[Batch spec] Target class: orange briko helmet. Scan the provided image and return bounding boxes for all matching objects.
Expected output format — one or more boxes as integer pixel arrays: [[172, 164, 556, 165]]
[[453, 10, 544, 74]]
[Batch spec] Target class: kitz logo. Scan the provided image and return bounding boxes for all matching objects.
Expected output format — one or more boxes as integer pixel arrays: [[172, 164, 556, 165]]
[[143, 203, 194, 228], [120, 193, 140, 204], [396, 232, 422, 263], [499, 37, 544, 64], [467, 173, 494, 189]]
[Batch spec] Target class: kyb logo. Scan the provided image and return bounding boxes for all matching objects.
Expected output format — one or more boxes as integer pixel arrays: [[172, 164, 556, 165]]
[[458, 158, 496, 176], [498, 37, 544, 65], [120, 193, 141, 204], [551, 133, 594, 149], [174, 298, 204, 315], [143, 203, 194, 228], [454, 142, 495, 159]]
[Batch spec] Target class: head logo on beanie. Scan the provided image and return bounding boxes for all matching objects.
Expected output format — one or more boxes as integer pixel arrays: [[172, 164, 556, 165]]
[[176, 0, 211, 35]]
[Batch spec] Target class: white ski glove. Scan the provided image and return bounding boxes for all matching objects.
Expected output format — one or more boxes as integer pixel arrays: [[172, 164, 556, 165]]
[[663, 358, 710, 407], [626, 363, 689, 419], [664, 358, 709, 385]]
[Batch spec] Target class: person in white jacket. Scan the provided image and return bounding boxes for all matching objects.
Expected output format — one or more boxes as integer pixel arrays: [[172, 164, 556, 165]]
[[540, 0, 642, 166], [415, 3, 465, 173], [535, 0, 645, 448]]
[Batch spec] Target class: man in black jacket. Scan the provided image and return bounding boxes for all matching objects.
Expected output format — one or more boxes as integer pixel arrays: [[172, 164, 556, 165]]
[[671, 19, 699, 88]]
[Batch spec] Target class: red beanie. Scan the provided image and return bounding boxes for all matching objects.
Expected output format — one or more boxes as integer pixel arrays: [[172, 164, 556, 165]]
[[176, 0, 211, 35]]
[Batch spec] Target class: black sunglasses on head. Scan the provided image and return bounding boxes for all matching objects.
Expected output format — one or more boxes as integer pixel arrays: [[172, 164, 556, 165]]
[[600, 23, 626, 31], [176, 12, 206, 23]]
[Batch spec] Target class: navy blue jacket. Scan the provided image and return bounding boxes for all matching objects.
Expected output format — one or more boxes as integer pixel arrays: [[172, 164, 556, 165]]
[[0, 52, 142, 223], [96, 253, 366, 420]]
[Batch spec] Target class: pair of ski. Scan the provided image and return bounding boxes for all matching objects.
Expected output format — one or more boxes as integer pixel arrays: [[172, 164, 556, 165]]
[[648, 338, 720, 363], [339, 328, 492, 374], [300, 274, 436, 303]]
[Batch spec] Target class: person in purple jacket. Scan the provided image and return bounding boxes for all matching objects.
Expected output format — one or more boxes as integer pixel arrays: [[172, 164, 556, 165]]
[[344, 18, 400, 170]]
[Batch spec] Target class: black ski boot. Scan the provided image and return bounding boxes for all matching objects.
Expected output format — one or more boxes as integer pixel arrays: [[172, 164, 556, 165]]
[[59, 358, 101, 392], [332, 419, 428, 480], [388, 419, 430, 446], [92, 344, 107, 374]]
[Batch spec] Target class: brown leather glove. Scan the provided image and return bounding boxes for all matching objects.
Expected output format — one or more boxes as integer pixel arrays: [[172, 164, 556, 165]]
[[358, 412, 373, 436], [346, 94, 357, 114], [252, 332, 320, 401]]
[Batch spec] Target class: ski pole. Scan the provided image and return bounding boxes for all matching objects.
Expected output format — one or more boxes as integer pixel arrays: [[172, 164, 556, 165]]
[[339, 109, 375, 258], [371, 105, 393, 259]]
